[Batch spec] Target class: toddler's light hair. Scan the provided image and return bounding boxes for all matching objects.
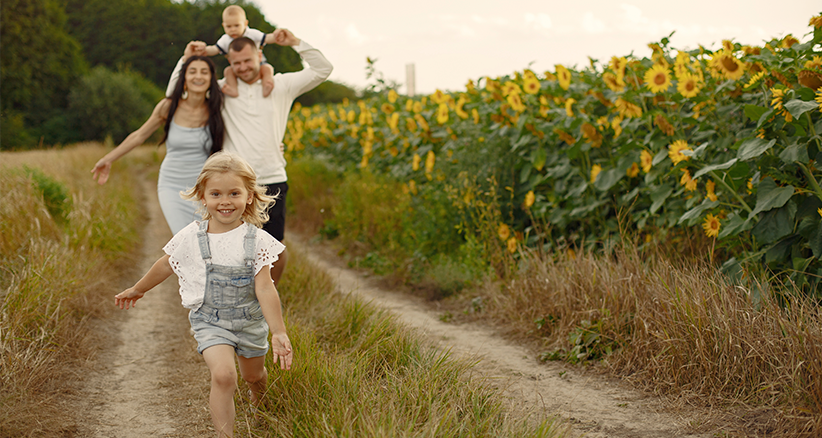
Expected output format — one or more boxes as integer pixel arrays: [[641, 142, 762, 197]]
[[222, 5, 246, 21], [182, 151, 276, 228]]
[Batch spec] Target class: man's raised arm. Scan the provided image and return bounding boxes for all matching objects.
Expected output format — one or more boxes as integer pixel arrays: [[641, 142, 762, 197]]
[[272, 29, 333, 99]]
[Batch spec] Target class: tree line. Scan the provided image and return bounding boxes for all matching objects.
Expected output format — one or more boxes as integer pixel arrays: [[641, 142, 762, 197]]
[[0, 0, 356, 150]]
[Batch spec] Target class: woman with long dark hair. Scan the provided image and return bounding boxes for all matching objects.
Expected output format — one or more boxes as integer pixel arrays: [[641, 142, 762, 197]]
[[92, 44, 225, 234]]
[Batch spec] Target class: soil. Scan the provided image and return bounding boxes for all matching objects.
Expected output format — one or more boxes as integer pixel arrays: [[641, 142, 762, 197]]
[[71, 175, 713, 437]]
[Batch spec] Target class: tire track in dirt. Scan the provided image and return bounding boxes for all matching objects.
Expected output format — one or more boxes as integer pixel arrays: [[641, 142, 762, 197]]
[[75, 175, 211, 437], [293, 238, 711, 438]]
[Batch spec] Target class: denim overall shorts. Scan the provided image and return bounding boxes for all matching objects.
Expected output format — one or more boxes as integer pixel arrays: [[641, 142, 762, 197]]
[[188, 221, 269, 358]]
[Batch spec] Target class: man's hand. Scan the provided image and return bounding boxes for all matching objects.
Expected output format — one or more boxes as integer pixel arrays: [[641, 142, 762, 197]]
[[271, 29, 300, 47], [183, 41, 207, 60]]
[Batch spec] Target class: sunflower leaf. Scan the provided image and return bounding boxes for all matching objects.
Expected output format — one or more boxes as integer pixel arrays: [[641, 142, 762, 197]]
[[593, 168, 623, 191], [752, 202, 797, 244], [677, 199, 720, 225], [744, 104, 768, 123], [718, 213, 753, 238], [752, 177, 795, 216], [650, 185, 673, 214], [737, 138, 776, 161], [784, 99, 819, 119], [778, 142, 809, 164], [694, 158, 738, 179]]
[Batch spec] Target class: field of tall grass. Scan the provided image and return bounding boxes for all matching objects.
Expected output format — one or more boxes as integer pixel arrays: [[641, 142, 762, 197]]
[[0, 143, 146, 436], [0, 144, 563, 437], [287, 155, 822, 436]]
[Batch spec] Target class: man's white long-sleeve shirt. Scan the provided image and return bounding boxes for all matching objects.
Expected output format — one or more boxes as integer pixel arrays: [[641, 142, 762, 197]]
[[166, 41, 333, 184]]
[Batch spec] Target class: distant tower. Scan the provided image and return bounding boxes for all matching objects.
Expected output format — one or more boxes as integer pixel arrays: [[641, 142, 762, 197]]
[[405, 63, 416, 97]]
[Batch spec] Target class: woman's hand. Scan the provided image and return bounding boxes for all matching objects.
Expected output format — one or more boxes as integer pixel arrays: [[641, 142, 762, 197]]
[[91, 160, 112, 185]]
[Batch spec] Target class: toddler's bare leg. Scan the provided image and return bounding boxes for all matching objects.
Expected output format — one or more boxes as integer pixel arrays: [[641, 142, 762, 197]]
[[261, 64, 275, 97], [221, 66, 239, 97], [238, 355, 268, 407], [203, 345, 239, 438]]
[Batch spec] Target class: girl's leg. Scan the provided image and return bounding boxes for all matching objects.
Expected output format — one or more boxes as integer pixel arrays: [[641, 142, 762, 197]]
[[237, 355, 267, 406], [202, 345, 239, 438]]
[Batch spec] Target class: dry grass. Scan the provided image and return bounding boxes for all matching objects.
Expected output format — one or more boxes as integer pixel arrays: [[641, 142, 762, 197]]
[[466, 245, 822, 436], [0, 143, 148, 437]]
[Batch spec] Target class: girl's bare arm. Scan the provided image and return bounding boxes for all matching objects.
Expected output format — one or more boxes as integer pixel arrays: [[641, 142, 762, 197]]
[[115, 255, 174, 310], [255, 267, 292, 370]]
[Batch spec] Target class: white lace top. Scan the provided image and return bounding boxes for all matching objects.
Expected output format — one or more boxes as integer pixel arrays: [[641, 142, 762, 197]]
[[163, 221, 285, 310]]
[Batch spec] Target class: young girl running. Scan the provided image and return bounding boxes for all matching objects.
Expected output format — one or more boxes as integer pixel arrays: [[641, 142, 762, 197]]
[[114, 151, 292, 438]]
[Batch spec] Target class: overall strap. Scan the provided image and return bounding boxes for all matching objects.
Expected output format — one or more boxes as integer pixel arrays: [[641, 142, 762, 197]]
[[242, 224, 257, 267], [196, 221, 212, 262]]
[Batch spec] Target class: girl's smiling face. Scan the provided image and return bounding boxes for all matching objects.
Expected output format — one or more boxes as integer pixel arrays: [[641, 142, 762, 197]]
[[202, 171, 251, 233]]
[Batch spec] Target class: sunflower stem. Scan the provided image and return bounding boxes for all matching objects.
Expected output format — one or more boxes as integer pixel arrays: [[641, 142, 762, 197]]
[[807, 112, 822, 151], [710, 170, 752, 214], [797, 162, 822, 203]]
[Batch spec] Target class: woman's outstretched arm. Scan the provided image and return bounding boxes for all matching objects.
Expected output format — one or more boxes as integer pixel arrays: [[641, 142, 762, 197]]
[[91, 99, 170, 185]]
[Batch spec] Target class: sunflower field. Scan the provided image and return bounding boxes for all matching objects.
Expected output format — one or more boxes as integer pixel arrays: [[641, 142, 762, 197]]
[[286, 15, 822, 296]]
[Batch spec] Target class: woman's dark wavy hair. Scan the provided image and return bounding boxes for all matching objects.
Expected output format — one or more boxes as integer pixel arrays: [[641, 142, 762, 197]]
[[161, 55, 224, 155]]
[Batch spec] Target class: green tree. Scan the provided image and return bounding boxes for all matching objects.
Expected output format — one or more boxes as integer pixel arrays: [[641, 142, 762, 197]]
[[67, 66, 160, 143], [0, 0, 87, 149]]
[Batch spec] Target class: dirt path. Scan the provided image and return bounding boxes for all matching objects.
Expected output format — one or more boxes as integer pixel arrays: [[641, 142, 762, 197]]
[[76, 172, 709, 437], [293, 238, 712, 438], [74, 177, 211, 437]]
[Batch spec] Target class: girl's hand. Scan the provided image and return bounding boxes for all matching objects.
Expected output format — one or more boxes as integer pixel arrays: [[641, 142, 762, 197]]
[[91, 160, 112, 185], [115, 287, 145, 310], [270, 333, 293, 370]]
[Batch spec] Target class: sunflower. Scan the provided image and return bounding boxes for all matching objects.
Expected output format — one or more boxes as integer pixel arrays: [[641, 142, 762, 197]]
[[711, 49, 745, 81], [654, 114, 675, 136], [591, 164, 602, 183], [381, 103, 395, 114], [565, 98, 576, 117], [644, 64, 672, 93], [506, 237, 518, 254], [554, 128, 576, 145], [668, 140, 692, 164], [780, 34, 799, 49], [582, 123, 602, 147], [640, 150, 653, 173], [798, 69, 822, 90], [612, 116, 623, 138], [615, 98, 642, 118], [502, 81, 522, 97], [507, 92, 526, 113], [436, 103, 449, 124], [388, 112, 400, 130], [524, 191, 535, 208], [388, 89, 398, 103], [816, 87, 822, 112], [498, 223, 511, 240], [431, 89, 448, 104], [425, 151, 436, 175], [706, 180, 718, 201], [805, 56, 822, 70], [603, 72, 625, 92], [818, 207, 822, 218], [677, 72, 702, 98], [744, 70, 767, 89], [770, 88, 793, 122], [627, 162, 640, 178], [680, 169, 697, 191], [412, 153, 421, 171], [472, 108, 480, 124], [811, 14, 822, 29], [703, 214, 721, 237], [523, 78, 541, 94], [556, 64, 571, 90], [412, 101, 423, 113]]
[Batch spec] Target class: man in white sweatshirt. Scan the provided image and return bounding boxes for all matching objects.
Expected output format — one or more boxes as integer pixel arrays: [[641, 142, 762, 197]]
[[167, 28, 333, 284]]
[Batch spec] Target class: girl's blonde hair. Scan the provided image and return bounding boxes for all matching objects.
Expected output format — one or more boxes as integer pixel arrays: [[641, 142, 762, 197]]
[[182, 151, 275, 228]]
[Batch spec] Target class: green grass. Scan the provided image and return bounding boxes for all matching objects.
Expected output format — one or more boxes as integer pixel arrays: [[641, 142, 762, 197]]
[[0, 144, 564, 437]]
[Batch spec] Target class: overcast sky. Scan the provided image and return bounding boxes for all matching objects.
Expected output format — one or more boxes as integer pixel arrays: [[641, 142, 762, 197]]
[[254, 1, 821, 95]]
